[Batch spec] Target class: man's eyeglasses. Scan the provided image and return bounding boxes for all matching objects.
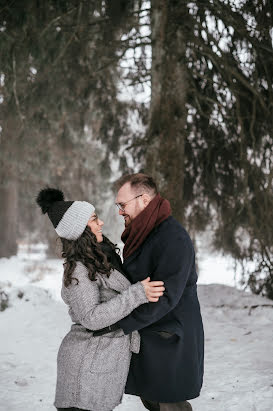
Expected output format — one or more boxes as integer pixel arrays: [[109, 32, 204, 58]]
[[115, 194, 143, 212]]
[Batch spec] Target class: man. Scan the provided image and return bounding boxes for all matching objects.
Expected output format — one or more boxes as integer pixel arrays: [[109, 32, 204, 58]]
[[114, 173, 204, 411]]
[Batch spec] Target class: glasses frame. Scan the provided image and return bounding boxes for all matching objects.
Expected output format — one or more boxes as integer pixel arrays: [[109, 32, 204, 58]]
[[115, 194, 143, 212]]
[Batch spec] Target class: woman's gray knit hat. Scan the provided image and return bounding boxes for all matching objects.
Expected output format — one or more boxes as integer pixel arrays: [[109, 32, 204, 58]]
[[36, 188, 95, 240]]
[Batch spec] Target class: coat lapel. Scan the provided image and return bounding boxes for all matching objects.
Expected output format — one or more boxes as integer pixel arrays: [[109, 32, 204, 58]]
[[123, 223, 161, 268], [123, 246, 142, 267]]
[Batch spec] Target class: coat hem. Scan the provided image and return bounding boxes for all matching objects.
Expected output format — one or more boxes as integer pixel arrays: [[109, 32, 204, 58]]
[[124, 390, 201, 403], [54, 398, 122, 411]]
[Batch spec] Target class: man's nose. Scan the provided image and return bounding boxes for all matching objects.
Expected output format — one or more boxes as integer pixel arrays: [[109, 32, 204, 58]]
[[119, 209, 124, 215]]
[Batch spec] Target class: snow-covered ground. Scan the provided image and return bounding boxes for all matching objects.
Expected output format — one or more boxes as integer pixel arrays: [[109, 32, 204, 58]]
[[0, 245, 273, 411]]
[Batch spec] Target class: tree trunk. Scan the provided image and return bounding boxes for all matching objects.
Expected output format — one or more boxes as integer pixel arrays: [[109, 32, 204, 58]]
[[0, 180, 18, 257], [144, 0, 189, 223], [0, 95, 22, 257]]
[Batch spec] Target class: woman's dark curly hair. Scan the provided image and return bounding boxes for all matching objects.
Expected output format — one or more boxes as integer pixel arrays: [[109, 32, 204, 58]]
[[61, 226, 119, 287]]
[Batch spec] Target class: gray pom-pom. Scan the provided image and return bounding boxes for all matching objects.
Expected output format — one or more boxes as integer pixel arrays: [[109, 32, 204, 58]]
[[36, 188, 64, 214]]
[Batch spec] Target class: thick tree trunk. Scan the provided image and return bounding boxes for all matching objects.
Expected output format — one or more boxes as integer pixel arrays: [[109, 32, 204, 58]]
[[145, 0, 189, 223], [0, 180, 18, 257], [0, 103, 21, 258]]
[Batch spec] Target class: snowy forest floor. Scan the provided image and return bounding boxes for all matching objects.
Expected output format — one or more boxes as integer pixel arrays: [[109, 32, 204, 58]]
[[0, 247, 273, 411]]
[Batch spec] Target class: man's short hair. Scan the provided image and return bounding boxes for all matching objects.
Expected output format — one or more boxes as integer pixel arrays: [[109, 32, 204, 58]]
[[115, 173, 158, 197]]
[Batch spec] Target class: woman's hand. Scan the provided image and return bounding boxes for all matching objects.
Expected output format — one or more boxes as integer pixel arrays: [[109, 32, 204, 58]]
[[141, 277, 165, 302]]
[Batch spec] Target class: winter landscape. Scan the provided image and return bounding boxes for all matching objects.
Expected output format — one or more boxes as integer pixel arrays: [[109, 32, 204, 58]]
[[1, 244, 272, 411], [1, 2, 273, 410]]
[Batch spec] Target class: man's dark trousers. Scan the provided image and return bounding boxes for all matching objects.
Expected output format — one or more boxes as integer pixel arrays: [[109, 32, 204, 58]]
[[141, 398, 193, 410]]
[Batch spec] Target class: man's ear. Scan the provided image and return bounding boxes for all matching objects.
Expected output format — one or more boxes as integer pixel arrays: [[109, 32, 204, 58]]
[[142, 193, 151, 207]]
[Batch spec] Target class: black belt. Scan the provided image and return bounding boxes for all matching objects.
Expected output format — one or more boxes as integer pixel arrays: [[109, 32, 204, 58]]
[[85, 324, 119, 336]]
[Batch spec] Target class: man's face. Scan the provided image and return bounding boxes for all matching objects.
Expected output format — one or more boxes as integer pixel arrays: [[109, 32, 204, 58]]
[[116, 183, 146, 227]]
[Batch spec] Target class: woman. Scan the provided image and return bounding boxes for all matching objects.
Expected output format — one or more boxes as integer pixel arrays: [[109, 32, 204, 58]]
[[36, 188, 164, 411]]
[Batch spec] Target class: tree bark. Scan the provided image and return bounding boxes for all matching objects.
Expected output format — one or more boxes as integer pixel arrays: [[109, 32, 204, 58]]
[[0, 180, 18, 257], [144, 0, 189, 223], [0, 106, 21, 258]]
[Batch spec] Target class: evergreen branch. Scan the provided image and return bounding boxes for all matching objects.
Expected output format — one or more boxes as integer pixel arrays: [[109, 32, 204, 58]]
[[0, 0, 16, 15], [95, 48, 128, 72], [12, 51, 25, 124], [59, 17, 111, 30], [193, 39, 267, 111], [190, 90, 234, 120], [249, 97, 257, 146], [120, 35, 151, 43], [123, 77, 151, 87], [131, 7, 151, 15], [52, 33, 76, 66], [52, 3, 83, 66], [205, 0, 273, 53], [40, 6, 78, 37]]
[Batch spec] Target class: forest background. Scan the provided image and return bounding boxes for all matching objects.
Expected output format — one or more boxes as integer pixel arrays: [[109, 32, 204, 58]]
[[0, 0, 272, 299]]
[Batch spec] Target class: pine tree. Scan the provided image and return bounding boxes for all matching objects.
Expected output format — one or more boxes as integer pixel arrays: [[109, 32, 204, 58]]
[[0, 0, 133, 256], [1, 0, 272, 299], [122, 0, 273, 298]]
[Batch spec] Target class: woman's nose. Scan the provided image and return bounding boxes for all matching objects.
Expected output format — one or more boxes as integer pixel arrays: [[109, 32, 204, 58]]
[[98, 219, 104, 226]]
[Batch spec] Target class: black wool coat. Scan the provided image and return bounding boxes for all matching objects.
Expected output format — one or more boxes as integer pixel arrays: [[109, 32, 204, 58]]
[[117, 216, 204, 403]]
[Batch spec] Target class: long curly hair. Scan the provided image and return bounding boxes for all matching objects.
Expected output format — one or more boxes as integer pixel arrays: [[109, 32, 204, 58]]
[[60, 226, 119, 287]]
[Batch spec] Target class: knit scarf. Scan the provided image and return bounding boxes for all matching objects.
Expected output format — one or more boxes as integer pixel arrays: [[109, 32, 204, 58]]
[[121, 194, 171, 260]]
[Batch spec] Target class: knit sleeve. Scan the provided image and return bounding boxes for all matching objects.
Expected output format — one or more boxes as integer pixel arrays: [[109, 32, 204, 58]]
[[65, 264, 149, 330]]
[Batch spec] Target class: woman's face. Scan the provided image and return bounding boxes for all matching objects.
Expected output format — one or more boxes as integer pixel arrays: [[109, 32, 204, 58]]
[[87, 213, 104, 243]]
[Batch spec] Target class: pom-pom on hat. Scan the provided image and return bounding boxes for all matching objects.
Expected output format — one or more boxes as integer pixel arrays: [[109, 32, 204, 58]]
[[36, 188, 95, 240]]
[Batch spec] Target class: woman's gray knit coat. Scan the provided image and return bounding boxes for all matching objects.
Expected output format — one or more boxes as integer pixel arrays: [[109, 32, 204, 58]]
[[54, 262, 149, 411]]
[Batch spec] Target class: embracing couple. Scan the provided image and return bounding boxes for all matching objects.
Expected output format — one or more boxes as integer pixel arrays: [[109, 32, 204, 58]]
[[36, 173, 204, 411]]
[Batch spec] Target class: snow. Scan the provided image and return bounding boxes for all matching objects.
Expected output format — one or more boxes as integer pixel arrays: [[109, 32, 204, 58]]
[[0, 246, 273, 411]]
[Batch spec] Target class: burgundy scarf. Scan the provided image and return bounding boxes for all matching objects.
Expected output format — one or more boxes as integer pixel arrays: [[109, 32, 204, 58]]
[[121, 194, 171, 260]]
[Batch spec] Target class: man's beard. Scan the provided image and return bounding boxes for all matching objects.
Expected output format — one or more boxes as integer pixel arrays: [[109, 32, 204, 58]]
[[124, 215, 131, 226]]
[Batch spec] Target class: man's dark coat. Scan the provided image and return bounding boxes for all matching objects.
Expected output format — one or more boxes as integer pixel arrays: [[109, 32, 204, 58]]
[[117, 216, 204, 402]]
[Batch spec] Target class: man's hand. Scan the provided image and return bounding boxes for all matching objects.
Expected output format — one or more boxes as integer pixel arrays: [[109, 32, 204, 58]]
[[141, 277, 165, 302]]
